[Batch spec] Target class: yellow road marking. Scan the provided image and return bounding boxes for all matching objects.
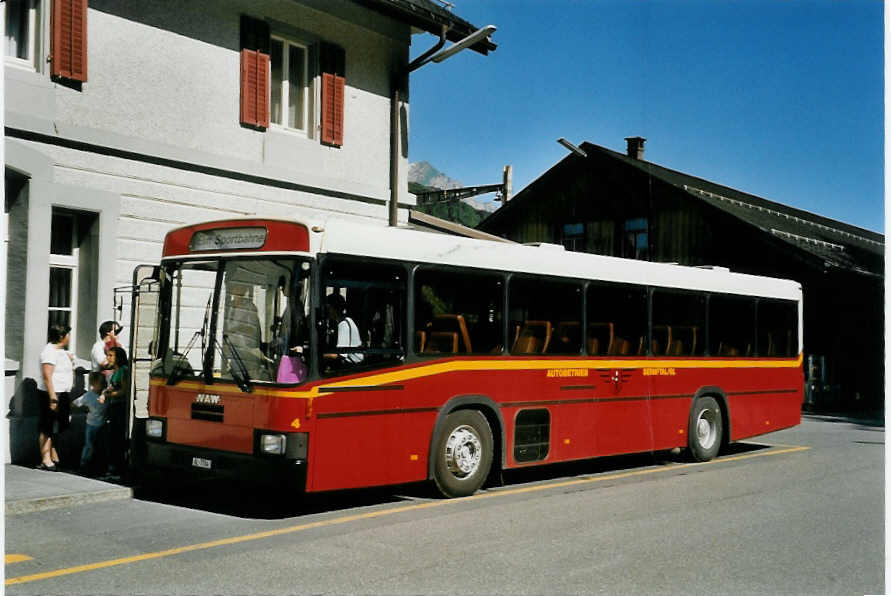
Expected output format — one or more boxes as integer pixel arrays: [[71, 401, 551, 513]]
[[6, 444, 809, 586], [5, 555, 33, 564]]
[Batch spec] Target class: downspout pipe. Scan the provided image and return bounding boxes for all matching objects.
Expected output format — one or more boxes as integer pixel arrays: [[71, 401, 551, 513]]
[[390, 26, 448, 227]]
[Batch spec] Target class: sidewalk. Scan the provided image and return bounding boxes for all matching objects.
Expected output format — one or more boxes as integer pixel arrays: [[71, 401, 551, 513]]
[[5, 464, 132, 515]]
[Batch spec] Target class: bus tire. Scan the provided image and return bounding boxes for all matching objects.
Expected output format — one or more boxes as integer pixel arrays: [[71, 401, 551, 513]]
[[688, 396, 723, 462], [432, 410, 494, 498]]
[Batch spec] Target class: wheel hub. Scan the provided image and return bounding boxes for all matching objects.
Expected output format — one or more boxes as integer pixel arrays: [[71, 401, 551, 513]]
[[696, 409, 717, 450], [445, 425, 482, 478]]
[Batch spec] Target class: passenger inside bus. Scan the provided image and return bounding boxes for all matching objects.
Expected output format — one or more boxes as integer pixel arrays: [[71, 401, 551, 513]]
[[223, 282, 266, 379], [323, 293, 364, 367], [271, 275, 308, 383]]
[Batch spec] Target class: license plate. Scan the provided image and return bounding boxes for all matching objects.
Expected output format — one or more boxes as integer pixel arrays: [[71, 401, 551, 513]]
[[192, 457, 212, 470]]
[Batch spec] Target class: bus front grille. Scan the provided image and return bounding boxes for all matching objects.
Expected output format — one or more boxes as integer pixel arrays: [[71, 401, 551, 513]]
[[191, 403, 224, 422]]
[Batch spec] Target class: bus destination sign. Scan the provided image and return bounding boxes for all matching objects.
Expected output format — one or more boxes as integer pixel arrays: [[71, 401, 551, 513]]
[[189, 227, 267, 252]]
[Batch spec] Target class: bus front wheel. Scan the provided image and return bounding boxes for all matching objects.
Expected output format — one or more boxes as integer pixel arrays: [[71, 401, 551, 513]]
[[433, 410, 494, 498], [688, 396, 723, 462]]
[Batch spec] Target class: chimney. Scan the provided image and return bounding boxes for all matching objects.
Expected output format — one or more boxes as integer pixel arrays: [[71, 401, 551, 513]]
[[625, 136, 646, 160]]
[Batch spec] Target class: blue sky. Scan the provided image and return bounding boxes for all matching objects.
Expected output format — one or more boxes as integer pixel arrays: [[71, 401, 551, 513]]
[[406, 0, 883, 233]]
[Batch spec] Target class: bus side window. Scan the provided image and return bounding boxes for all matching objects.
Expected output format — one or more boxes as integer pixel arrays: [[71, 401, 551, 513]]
[[651, 289, 707, 357], [320, 258, 406, 375], [757, 299, 798, 357], [587, 283, 647, 357], [509, 277, 582, 355], [414, 268, 504, 355], [709, 294, 756, 357]]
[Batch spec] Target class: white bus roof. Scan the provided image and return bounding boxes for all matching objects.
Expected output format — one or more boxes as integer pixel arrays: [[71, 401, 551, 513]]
[[317, 217, 802, 302]]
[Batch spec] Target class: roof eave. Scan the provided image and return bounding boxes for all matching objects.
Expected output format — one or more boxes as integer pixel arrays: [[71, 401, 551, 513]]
[[354, 0, 496, 54]]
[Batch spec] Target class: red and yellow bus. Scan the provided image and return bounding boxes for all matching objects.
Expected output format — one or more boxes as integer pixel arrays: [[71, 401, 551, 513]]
[[142, 217, 803, 497]]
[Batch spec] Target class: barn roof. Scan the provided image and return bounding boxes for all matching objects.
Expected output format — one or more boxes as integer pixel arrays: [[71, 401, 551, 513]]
[[481, 141, 883, 277]]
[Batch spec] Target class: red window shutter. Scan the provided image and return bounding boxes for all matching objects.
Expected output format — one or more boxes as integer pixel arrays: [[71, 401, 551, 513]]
[[321, 72, 345, 146], [255, 52, 269, 128], [332, 75, 344, 146], [321, 72, 335, 144], [240, 49, 269, 128], [52, 0, 88, 82], [320, 43, 345, 147]]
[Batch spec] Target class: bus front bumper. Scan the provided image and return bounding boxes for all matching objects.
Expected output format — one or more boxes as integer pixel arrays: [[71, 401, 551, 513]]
[[143, 441, 306, 488]]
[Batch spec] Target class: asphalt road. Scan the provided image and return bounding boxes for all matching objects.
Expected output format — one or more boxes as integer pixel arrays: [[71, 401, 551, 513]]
[[5, 415, 883, 595]]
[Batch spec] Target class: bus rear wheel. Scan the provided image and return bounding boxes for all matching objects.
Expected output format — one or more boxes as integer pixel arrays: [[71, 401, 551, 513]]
[[433, 410, 493, 498], [688, 396, 723, 462]]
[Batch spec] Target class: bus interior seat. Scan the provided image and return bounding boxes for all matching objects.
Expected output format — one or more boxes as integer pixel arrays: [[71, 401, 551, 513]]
[[587, 322, 614, 355], [764, 332, 776, 357], [784, 329, 795, 357], [609, 336, 632, 356], [424, 331, 458, 354], [667, 340, 684, 356], [587, 337, 600, 355], [512, 321, 552, 354], [651, 325, 671, 356], [550, 321, 581, 353], [717, 342, 740, 357], [431, 314, 472, 353], [671, 325, 698, 356], [639, 336, 662, 356]]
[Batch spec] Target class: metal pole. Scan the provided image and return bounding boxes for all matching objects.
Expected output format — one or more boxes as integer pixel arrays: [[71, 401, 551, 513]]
[[389, 86, 399, 227]]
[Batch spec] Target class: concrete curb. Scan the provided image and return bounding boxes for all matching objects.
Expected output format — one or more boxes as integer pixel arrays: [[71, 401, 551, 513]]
[[6, 486, 133, 515]]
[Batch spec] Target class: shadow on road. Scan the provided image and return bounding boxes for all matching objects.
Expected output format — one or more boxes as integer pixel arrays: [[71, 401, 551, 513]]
[[132, 443, 772, 520], [803, 412, 884, 432], [133, 478, 429, 520], [500, 442, 769, 489]]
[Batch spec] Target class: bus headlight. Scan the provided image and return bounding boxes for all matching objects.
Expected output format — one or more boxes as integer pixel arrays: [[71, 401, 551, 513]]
[[146, 419, 165, 439], [261, 434, 287, 455], [256, 432, 308, 458]]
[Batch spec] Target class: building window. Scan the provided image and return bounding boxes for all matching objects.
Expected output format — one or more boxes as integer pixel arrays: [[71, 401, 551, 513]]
[[4, 0, 41, 70], [270, 36, 308, 132], [48, 210, 79, 341], [623, 217, 649, 260], [561, 223, 585, 252]]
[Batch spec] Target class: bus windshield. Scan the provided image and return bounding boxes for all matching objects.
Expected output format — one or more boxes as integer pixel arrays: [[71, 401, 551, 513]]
[[154, 257, 311, 386]]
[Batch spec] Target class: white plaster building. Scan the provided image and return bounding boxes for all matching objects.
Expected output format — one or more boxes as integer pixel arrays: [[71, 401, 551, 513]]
[[3, 0, 494, 462]]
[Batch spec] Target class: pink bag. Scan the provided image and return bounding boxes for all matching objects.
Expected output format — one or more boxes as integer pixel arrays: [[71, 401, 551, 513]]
[[276, 355, 307, 384]]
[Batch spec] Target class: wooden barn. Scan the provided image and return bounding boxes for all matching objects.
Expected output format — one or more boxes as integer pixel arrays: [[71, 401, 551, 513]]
[[478, 139, 883, 413]]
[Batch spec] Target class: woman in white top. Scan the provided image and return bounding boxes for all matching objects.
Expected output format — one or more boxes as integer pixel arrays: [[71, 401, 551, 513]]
[[36, 324, 75, 471]]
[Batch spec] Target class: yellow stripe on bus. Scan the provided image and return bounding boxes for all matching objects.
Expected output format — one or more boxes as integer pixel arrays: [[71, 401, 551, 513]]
[[150, 354, 802, 400]]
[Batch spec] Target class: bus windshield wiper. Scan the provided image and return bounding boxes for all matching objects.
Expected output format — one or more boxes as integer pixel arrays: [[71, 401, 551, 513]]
[[167, 294, 212, 386], [166, 330, 201, 386], [221, 334, 253, 393]]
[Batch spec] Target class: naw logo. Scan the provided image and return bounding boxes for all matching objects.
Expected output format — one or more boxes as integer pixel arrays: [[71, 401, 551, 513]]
[[194, 393, 221, 405]]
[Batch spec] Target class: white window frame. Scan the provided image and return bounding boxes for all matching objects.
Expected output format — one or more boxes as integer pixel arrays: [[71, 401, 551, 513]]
[[48, 210, 79, 349], [3, 0, 43, 72], [269, 35, 310, 134]]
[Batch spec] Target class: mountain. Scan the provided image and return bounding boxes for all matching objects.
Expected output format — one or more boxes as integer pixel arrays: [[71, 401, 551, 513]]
[[408, 162, 499, 228], [408, 161, 463, 190]]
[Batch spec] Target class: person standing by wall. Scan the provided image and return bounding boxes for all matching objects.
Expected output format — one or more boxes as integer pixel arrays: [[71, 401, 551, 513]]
[[91, 320, 122, 375], [71, 372, 109, 476], [104, 346, 129, 477], [36, 325, 74, 471]]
